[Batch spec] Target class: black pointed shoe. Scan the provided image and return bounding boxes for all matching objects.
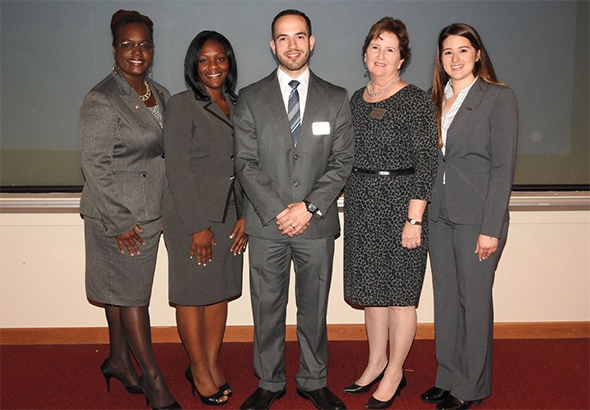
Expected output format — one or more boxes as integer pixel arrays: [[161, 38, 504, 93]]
[[420, 386, 450, 403], [365, 373, 406, 409], [344, 363, 388, 394]]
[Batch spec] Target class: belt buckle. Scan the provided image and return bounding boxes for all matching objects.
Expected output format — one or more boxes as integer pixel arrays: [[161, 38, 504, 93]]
[[377, 170, 390, 176]]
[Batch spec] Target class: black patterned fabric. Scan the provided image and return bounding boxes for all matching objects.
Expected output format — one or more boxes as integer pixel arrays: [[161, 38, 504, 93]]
[[344, 84, 438, 306]]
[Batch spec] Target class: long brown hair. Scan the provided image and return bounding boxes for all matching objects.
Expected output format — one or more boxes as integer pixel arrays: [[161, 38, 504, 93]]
[[431, 23, 504, 146]]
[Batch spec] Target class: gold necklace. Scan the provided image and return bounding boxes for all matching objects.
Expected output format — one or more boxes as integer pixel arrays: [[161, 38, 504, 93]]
[[366, 76, 401, 98], [139, 80, 152, 102]]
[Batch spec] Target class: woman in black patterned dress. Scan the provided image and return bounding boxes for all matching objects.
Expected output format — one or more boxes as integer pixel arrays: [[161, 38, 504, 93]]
[[343, 17, 438, 409]]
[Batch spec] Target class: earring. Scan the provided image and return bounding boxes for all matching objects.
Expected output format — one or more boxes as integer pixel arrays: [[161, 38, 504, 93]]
[[112, 63, 119, 75], [148, 66, 154, 79]]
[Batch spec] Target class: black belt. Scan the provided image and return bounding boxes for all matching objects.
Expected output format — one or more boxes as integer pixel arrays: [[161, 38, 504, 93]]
[[352, 167, 415, 177]]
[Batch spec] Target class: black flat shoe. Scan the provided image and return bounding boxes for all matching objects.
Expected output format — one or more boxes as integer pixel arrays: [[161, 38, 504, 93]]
[[437, 395, 481, 410], [344, 362, 388, 394], [185, 366, 227, 405], [219, 382, 232, 397], [100, 358, 142, 394], [297, 387, 347, 410], [241, 387, 286, 410], [421, 386, 450, 403], [365, 373, 406, 409]]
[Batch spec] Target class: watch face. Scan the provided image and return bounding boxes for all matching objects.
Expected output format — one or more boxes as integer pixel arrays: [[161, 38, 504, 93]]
[[307, 202, 318, 213]]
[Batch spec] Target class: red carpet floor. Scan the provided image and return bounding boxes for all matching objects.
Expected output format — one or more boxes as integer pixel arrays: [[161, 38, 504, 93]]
[[1, 339, 588, 409]]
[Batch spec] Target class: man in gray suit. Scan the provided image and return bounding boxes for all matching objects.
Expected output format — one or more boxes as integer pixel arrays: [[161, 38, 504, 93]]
[[234, 9, 354, 410]]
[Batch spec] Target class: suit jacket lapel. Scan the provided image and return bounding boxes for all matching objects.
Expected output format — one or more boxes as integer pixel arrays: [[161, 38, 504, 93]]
[[114, 73, 163, 133], [446, 80, 488, 153], [203, 93, 234, 130], [263, 71, 295, 145], [297, 71, 324, 147]]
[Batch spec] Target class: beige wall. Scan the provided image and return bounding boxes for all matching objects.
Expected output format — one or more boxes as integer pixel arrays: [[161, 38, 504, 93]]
[[0, 194, 588, 329]]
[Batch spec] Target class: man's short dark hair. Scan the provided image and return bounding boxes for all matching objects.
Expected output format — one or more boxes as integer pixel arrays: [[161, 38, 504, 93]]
[[271, 9, 312, 38]]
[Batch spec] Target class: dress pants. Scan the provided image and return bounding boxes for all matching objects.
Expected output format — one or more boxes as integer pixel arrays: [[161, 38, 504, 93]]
[[429, 191, 508, 401], [248, 235, 334, 392]]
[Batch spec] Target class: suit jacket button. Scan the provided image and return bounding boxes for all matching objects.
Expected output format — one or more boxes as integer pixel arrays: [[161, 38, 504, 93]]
[[293, 154, 299, 160], [229, 175, 236, 180], [142, 173, 147, 177], [230, 155, 235, 160], [161, 153, 165, 158], [294, 182, 299, 187]]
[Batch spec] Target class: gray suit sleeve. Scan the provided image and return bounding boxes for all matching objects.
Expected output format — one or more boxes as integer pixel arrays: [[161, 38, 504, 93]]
[[80, 90, 134, 236], [480, 87, 518, 238]]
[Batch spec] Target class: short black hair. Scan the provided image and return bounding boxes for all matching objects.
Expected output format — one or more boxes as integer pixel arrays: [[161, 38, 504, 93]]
[[184, 31, 238, 101], [271, 9, 312, 39]]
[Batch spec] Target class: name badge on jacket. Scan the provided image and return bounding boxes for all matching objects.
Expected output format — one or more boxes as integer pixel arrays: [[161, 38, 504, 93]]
[[312, 121, 330, 136]]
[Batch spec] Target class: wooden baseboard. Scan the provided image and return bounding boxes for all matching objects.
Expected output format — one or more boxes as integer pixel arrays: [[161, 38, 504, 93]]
[[0, 322, 587, 345]]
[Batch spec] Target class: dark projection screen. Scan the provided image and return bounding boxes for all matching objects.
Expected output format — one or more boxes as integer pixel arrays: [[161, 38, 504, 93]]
[[1, 0, 588, 190]]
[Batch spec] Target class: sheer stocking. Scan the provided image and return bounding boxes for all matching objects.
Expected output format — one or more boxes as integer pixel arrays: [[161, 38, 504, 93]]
[[120, 305, 176, 408]]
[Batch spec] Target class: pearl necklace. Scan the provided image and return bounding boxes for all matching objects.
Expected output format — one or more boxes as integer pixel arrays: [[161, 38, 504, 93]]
[[366, 76, 401, 98], [139, 80, 152, 102]]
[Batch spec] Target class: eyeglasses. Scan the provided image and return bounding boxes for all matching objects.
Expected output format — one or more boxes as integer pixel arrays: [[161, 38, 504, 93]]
[[114, 41, 154, 52]]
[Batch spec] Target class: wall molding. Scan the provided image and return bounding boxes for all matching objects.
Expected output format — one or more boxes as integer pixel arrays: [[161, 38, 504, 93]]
[[1, 322, 587, 345]]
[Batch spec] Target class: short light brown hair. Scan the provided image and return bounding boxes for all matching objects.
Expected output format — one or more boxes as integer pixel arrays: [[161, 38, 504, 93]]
[[362, 17, 411, 69]]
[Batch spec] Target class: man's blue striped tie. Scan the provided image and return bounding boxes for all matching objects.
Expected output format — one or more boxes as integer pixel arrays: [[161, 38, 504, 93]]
[[288, 80, 301, 146]]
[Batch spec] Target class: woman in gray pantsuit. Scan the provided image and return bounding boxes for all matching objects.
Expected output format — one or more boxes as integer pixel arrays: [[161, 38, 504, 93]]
[[421, 24, 518, 410], [162, 31, 246, 406], [80, 10, 179, 410]]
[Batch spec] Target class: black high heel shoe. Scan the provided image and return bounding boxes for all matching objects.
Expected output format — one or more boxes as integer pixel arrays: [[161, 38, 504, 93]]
[[185, 366, 227, 406], [365, 373, 407, 409], [100, 358, 142, 394], [139, 377, 182, 410], [218, 382, 232, 397], [344, 362, 388, 394]]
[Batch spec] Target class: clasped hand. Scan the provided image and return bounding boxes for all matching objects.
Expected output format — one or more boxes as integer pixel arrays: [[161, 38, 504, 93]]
[[276, 202, 312, 237]]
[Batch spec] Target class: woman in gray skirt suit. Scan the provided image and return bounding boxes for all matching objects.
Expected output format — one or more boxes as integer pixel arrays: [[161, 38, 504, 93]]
[[80, 10, 179, 410], [162, 31, 247, 406]]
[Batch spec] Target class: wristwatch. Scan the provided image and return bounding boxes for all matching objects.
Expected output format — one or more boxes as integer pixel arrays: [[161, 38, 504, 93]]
[[406, 217, 422, 225], [304, 200, 319, 214]]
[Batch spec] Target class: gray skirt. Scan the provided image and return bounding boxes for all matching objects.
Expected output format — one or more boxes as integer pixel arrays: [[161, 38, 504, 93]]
[[84, 216, 162, 306], [164, 203, 243, 306]]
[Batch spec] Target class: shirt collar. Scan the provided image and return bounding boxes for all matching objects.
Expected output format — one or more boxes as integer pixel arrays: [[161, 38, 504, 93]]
[[277, 66, 310, 88], [444, 76, 478, 100]]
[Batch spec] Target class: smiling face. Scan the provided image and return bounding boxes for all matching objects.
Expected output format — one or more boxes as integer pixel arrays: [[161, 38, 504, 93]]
[[196, 39, 229, 94], [270, 14, 315, 77], [441, 34, 481, 87], [364, 31, 404, 82], [112, 22, 153, 82]]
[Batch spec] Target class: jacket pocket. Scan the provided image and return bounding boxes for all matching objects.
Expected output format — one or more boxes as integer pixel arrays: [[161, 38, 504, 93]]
[[113, 170, 149, 221]]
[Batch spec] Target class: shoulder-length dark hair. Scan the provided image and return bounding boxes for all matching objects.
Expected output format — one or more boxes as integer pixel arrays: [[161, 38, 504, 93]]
[[431, 23, 504, 146], [184, 31, 237, 101]]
